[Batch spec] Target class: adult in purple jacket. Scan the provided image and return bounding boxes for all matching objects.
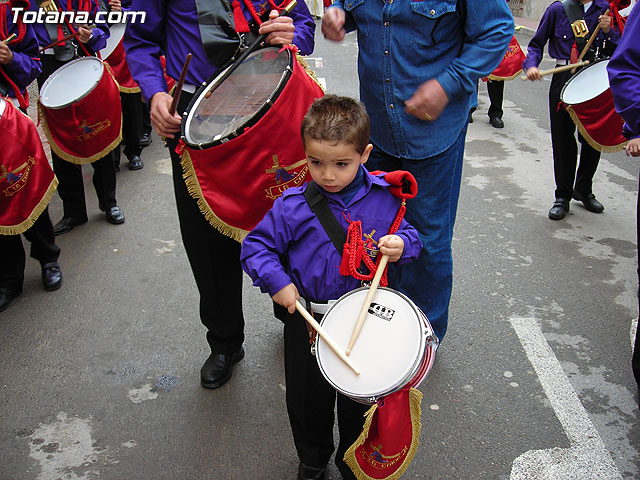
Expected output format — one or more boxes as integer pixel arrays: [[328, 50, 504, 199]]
[[124, 0, 315, 390], [241, 96, 422, 480]]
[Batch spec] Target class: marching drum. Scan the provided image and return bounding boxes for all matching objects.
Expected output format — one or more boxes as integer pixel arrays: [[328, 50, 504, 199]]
[[560, 59, 627, 152], [100, 22, 126, 60], [38, 56, 122, 165], [315, 287, 438, 404], [179, 45, 324, 241]]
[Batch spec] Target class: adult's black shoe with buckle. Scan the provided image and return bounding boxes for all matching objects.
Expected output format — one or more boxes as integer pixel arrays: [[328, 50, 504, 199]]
[[0, 287, 22, 313], [140, 132, 152, 147], [127, 155, 144, 170], [489, 116, 504, 128], [297, 462, 326, 480], [548, 198, 569, 220], [573, 191, 604, 213], [200, 348, 244, 389], [105, 206, 125, 224], [53, 216, 87, 235], [42, 262, 62, 291]]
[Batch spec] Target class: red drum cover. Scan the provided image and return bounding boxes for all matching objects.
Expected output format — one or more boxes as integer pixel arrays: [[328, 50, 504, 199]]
[[178, 47, 324, 241], [566, 89, 628, 153], [105, 40, 140, 93], [38, 59, 122, 165], [486, 36, 526, 81], [0, 100, 58, 235]]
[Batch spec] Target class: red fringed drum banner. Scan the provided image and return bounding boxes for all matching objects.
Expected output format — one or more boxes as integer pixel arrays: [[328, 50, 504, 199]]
[[178, 46, 324, 241], [0, 99, 58, 235], [38, 57, 122, 165], [566, 89, 628, 152], [344, 388, 423, 480], [486, 35, 526, 81]]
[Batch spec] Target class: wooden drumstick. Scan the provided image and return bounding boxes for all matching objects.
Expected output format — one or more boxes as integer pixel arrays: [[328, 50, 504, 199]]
[[346, 254, 390, 356], [295, 300, 360, 376], [169, 53, 192, 116], [2, 34, 17, 45], [520, 60, 590, 80], [572, 8, 610, 73], [38, 24, 96, 53]]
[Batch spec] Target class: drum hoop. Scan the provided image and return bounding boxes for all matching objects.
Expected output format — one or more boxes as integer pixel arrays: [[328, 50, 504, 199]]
[[560, 58, 610, 105], [0, 98, 5, 119], [181, 46, 293, 149], [316, 286, 432, 403], [39, 57, 104, 109]]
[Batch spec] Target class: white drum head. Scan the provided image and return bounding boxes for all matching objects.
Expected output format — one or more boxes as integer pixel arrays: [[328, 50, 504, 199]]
[[316, 287, 428, 402], [39, 57, 104, 108], [561, 60, 610, 105], [0, 98, 5, 119], [101, 23, 126, 60]]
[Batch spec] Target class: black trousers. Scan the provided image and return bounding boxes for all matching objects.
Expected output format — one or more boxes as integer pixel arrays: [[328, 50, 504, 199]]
[[487, 80, 504, 119], [283, 309, 369, 479], [38, 55, 118, 220], [165, 92, 244, 354], [141, 100, 152, 136], [0, 208, 60, 289], [115, 91, 143, 164], [549, 70, 601, 201]]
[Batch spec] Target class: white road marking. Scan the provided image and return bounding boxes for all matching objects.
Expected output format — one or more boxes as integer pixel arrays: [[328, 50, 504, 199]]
[[509, 317, 622, 480]]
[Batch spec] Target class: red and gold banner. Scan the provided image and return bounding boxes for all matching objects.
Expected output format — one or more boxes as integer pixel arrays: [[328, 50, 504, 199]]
[[105, 40, 141, 94], [566, 89, 628, 153], [344, 388, 423, 480], [38, 61, 122, 165], [0, 100, 58, 235], [178, 50, 324, 242], [486, 36, 526, 81]]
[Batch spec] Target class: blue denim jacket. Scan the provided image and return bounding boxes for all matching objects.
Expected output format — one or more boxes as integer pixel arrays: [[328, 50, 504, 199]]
[[330, 0, 514, 159]]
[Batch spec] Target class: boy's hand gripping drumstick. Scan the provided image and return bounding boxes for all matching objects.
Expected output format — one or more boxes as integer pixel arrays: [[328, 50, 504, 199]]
[[346, 254, 389, 356], [295, 300, 360, 375]]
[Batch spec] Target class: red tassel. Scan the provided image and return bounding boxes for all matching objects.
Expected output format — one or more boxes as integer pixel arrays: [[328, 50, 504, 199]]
[[340, 243, 352, 276], [570, 41, 579, 64], [232, 0, 251, 33]]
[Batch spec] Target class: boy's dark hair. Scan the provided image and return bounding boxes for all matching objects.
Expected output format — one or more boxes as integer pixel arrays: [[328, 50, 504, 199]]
[[301, 94, 370, 154]]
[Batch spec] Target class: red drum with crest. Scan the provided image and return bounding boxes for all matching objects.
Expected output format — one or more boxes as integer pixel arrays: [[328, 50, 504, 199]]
[[38, 57, 122, 165], [178, 45, 324, 241]]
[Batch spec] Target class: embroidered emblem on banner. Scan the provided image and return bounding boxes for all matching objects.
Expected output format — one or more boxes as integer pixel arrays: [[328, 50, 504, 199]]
[[360, 443, 407, 468], [1, 157, 34, 197], [76, 119, 112, 142], [264, 155, 308, 199]]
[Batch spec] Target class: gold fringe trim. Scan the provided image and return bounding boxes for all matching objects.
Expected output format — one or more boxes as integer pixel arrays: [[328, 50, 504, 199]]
[[566, 106, 628, 153], [180, 148, 249, 243], [118, 85, 141, 94], [487, 69, 523, 82], [295, 52, 325, 92], [0, 176, 58, 236], [343, 388, 423, 480], [38, 101, 123, 165]]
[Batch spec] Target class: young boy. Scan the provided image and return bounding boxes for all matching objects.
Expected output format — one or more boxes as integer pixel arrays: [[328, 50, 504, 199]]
[[240, 95, 422, 480]]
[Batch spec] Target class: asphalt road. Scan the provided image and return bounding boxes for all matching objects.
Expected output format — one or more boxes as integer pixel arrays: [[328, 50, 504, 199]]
[[1, 26, 639, 480]]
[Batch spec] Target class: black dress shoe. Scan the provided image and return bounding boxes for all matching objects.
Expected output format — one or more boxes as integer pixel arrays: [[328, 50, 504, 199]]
[[489, 116, 504, 128], [53, 216, 87, 235], [127, 155, 144, 170], [41, 262, 62, 291], [0, 286, 22, 313], [573, 190, 604, 213], [297, 462, 326, 480], [105, 205, 125, 224], [548, 198, 570, 220], [200, 348, 245, 389], [139, 132, 152, 147]]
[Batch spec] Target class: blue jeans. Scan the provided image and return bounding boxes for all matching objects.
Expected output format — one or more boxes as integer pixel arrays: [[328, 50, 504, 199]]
[[367, 127, 467, 341]]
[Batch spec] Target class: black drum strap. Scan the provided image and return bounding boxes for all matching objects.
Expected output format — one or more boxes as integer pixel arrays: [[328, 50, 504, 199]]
[[562, 0, 588, 53], [304, 181, 346, 256], [194, 0, 244, 68]]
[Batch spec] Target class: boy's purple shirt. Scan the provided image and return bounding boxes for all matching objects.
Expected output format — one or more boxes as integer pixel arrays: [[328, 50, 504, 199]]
[[240, 167, 423, 302]]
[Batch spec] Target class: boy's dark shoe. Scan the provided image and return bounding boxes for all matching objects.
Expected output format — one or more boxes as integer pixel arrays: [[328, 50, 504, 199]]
[[53, 216, 87, 235], [549, 199, 570, 220], [42, 262, 62, 291], [0, 287, 22, 313], [297, 462, 326, 480], [489, 116, 504, 128], [127, 155, 144, 170], [140, 132, 152, 147], [200, 348, 245, 389], [573, 191, 604, 213]]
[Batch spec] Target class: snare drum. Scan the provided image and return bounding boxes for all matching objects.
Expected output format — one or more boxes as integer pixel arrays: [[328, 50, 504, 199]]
[[315, 287, 438, 404], [560, 59, 627, 152], [38, 57, 122, 165], [179, 45, 324, 241]]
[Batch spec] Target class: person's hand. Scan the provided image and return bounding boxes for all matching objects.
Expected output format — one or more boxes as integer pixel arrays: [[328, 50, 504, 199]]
[[109, 0, 122, 12], [625, 138, 640, 157], [76, 26, 93, 43], [150, 91, 182, 138], [599, 13, 612, 33], [272, 283, 299, 314], [0, 43, 13, 65], [321, 7, 346, 41], [526, 66, 542, 81], [404, 79, 449, 122], [259, 10, 295, 46], [378, 234, 404, 263]]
